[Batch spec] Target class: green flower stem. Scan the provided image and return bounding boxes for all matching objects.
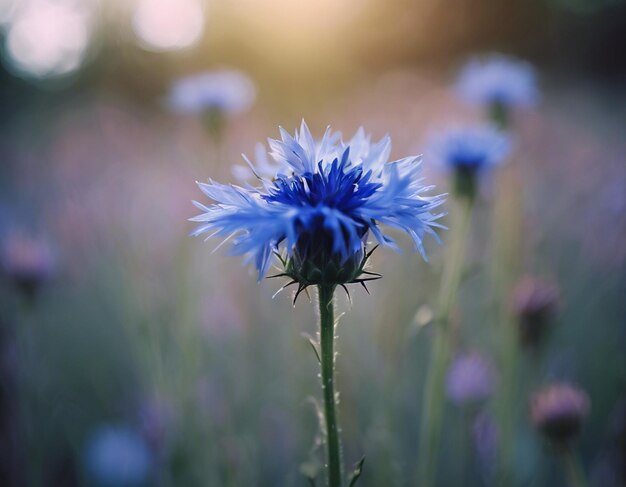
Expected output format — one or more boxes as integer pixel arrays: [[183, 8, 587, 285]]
[[318, 284, 342, 487], [492, 167, 523, 485], [416, 195, 474, 487], [560, 447, 588, 487], [496, 308, 518, 485]]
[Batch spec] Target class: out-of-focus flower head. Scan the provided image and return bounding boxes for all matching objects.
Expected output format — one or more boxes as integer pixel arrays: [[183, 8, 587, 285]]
[[3, 0, 94, 79], [84, 424, 153, 486], [167, 69, 256, 133], [446, 351, 497, 405], [511, 275, 561, 349], [472, 411, 498, 481], [456, 54, 539, 126], [530, 383, 590, 444], [190, 121, 446, 298], [136, 396, 175, 454], [1, 232, 56, 300], [428, 125, 510, 199]]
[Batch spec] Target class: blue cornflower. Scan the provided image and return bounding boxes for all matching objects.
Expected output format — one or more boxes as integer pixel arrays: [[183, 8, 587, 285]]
[[167, 69, 256, 117], [456, 54, 538, 126], [191, 121, 446, 294], [429, 125, 510, 172], [428, 125, 510, 199], [456, 54, 538, 108]]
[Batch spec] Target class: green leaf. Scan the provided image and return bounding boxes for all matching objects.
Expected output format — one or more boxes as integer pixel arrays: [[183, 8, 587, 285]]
[[348, 456, 366, 487], [302, 333, 321, 363]]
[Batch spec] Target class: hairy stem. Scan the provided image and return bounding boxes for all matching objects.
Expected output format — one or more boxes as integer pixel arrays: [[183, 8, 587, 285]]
[[318, 285, 342, 487]]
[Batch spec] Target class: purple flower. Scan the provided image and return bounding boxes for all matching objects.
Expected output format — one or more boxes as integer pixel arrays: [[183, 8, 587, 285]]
[[446, 351, 496, 405], [511, 275, 561, 348], [472, 412, 498, 480], [1, 232, 56, 299], [530, 383, 590, 444]]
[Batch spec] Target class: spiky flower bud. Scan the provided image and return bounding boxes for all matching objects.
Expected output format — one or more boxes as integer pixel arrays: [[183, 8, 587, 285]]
[[511, 275, 560, 348], [530, 383, 590, 444]]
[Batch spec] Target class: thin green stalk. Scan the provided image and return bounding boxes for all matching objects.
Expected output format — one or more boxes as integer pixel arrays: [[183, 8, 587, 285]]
[[318, 284, 342, 487], [492, 167, 523, 485], [560, 447, 587, 487], [416, 196, 474, 487], [496, 310, 518, 484]]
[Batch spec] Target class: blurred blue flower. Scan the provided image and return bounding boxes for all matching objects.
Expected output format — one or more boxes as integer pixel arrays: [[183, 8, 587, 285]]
[[428, 125, 510, 173], [446, 351, 496, 405], [84, 424, 153, 486], [190, 121, 446, 285], [167, 69, 256, 116], [456, 54, 539, 109]]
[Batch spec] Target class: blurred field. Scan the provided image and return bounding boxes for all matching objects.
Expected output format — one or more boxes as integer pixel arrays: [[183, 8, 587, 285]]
[[0, 1, 625, 486]]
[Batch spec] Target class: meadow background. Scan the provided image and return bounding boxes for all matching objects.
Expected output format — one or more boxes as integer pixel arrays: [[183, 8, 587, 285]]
[[0, 0, 625, 486]]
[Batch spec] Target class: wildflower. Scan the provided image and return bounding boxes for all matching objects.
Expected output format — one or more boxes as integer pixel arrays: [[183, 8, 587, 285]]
[[231, 127, 341, 182], [472, 412, 498, 480], [137, 397, 175, 454], [1, 232, 56, 300], [428, 125, 510, 200], [511, 275, 561, 348], [84, 424, 153, 486], [167, 69, 255, 135], [530, 383, 590, 444], [231, 142, 278, 182], [446, 351, 496, 406], [190, 121, 446, 297], [456, 54, 538, 127]]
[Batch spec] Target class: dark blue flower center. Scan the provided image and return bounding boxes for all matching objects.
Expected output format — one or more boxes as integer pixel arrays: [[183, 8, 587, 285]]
[[262, 149, 382, 282], [451, 152, 487, 170], [263, 149, 381, 215]]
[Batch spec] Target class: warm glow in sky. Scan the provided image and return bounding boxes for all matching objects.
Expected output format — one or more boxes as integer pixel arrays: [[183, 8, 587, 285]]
[[132, 0, 205, 52]]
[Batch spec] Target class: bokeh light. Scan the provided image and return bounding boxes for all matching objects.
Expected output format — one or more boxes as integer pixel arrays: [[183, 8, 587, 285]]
[[0, 0, 17, 25], [132, 0, 205, 52], [3, 0, 92, 78]]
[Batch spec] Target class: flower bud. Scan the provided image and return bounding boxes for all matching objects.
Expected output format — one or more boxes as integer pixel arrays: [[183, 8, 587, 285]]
[[1, 233, 56, 301], [288, 235, 366, 287], [530, 383, 590, 444], [511, 276, 560, 348]]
